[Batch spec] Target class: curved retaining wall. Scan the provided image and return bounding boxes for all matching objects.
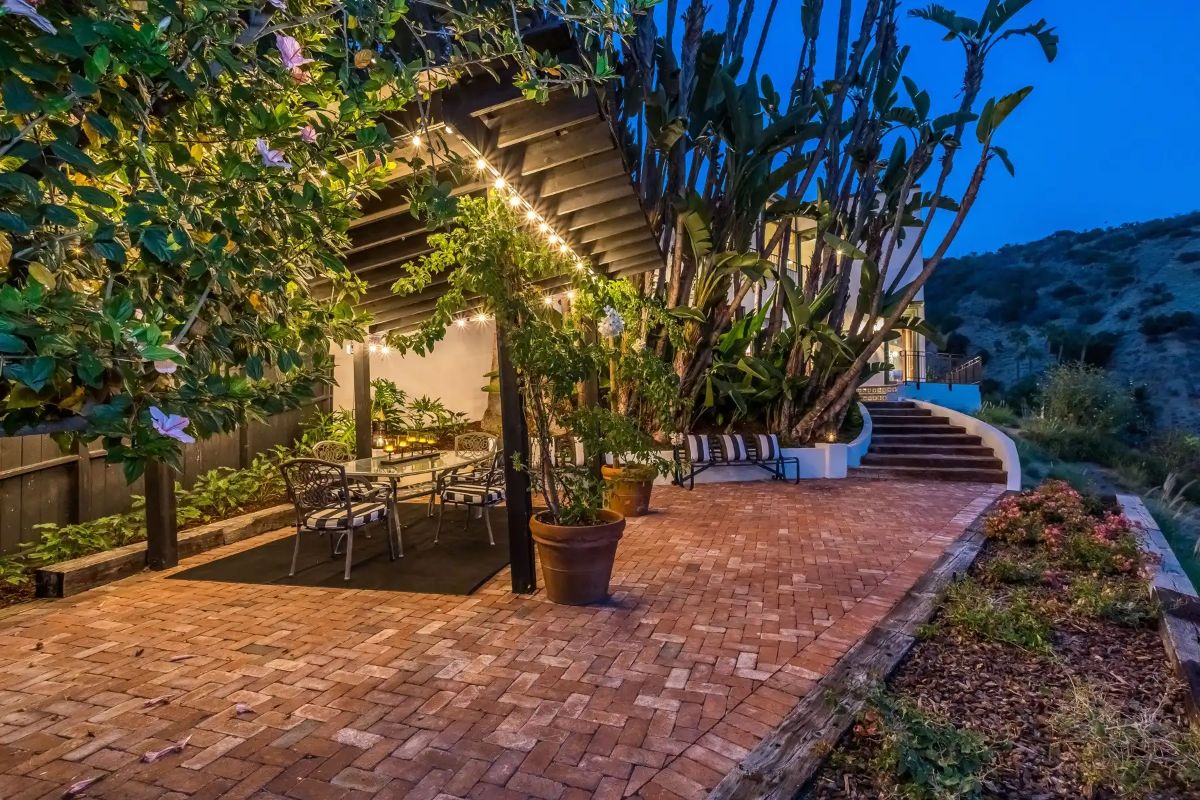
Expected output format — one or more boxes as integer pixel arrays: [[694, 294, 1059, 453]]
[[907, 399, 1022, 491]]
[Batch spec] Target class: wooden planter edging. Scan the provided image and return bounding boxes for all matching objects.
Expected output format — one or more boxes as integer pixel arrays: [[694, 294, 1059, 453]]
[[1118, 494, 1200, 726], [709, 496, 1002, 800], [34, 503, 293, 598]]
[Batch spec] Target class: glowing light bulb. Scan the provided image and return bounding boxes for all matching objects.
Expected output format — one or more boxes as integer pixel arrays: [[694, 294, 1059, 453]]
[[444, 125, 454, 135], [368, 343, 379, 354], [538, 222, 550, 233], [542, 296, 554, 306], [548, 234, 561, 245], [381, 345, 391, 355], [492, 177, 506, 190], [558, 242, 570, 253], [508, 195, 521, 207], [566, 290, 576, 301], [455, 318, 466, 328], [318, 169, 328, 176], [574, 260, 586, 271], [474, 312, 488, 323], [525, 210, 538, 221], [411, 135, 421, 147], [474, 158, 487, 170]]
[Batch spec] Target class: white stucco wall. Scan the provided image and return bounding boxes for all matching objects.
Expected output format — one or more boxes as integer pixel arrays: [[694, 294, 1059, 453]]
[[330, 321, 495, 421]]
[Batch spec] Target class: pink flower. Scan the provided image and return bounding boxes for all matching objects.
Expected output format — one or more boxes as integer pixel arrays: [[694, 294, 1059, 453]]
[[255, 138, 292, 170], [275, 34, 312, 71], [149, 407, 195, 444], [153, 343, 184, 375], [299, 124, 317, 144], [290, 67, 311, 84], [2, 0, 55, 33]]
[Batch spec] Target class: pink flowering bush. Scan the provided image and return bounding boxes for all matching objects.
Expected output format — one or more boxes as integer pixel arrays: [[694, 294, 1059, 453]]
[[984, 481, 1144, 575]]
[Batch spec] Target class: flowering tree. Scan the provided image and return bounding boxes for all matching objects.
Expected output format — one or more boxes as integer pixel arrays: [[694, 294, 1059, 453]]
[[0, 0, 632, 480]]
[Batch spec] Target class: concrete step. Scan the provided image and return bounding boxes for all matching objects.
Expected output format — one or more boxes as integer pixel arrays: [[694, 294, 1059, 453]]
[[862, 401, 915, 410], [865, 408, 933, 418], [871, 416, 951, 427], [873, 423, 966, 436], [869, 443, 997, 457], [854, 465, 1008, 484], [871, 433, 984, 447], [861, 453, 1003, 470]]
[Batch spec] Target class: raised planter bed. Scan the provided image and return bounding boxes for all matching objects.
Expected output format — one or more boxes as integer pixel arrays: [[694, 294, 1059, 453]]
[[34, 503, 293, 598]]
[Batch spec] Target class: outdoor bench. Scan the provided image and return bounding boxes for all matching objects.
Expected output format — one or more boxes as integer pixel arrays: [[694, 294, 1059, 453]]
[[672, 433, 799, 489]]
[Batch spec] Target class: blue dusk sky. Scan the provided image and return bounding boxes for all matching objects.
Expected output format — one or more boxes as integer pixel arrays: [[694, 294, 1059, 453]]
[[660, 1, 1200, 255]]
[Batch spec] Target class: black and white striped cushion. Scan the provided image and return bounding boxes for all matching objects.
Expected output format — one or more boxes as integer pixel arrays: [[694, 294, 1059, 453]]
[[684, 434, 710, 463], [304, 502, 387, 530], [750, 434, 780, 462], [716, 434, 748, 462], [442, 483, 504, 504]]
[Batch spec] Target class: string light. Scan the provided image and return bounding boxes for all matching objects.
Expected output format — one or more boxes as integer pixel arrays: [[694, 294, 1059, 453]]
[[542, 296, 554, 306], [473, 312, 488, 323], [566, 290, 576, 301], [411, 134, 422, 147], [492, 176, 506, 190], [525, 209, 537, 221], [474, 158, 487, 170], [508, 195, 522, 208], [455, 318, 467, 328]]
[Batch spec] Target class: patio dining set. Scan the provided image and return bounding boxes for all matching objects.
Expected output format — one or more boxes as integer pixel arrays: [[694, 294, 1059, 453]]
[[278, 432, 503, 580]]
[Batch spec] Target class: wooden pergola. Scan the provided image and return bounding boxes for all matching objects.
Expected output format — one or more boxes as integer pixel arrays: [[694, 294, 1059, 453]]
[[328, 31, 662, 593]]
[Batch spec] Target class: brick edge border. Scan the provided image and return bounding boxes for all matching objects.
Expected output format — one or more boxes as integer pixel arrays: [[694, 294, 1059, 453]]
[[33, 504, 293, 598], [708, 493, 1006, 800], [1118, 493, 1200, 728]]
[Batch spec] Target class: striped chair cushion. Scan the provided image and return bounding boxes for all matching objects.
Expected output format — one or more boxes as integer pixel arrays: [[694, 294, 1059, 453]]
[[442, 483, 504, 504], [715, 434, 748, 462], [684, 434, 710, 463], [304, 502, 387, 531], [750, 433, 780, 462]]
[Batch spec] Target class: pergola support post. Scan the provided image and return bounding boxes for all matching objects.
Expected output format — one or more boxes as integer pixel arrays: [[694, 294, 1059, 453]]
[[353, 343, 372, 458], [496, 323, 536, 594], [145, 459, 178, 570]]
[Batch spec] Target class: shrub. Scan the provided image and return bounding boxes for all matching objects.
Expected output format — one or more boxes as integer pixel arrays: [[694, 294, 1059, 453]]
[[1049, 281, 1087, 300], [1037, 363, 1133, 433], [975, 402, 1017, 428], [938, 580, 1053, 653], [1140, 311, 1200, 340], [1177, 250, 1200, 264], [1075, 306, 1105, 325], [855, 691, 995, 800], [979, 555, 1045, 586]]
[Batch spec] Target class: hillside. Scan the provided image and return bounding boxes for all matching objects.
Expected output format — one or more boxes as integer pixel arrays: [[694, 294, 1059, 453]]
[[926, 211, 1200, 432]]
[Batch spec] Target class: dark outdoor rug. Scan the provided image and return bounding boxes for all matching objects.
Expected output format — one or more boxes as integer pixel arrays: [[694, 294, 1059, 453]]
[[169, 503, 510, 595]]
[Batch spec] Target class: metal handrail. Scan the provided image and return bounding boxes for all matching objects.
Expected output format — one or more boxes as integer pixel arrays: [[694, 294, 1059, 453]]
[[889, 350, 982, 388]]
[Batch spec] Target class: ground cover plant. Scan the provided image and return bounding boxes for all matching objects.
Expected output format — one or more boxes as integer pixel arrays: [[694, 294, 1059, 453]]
[[808, 481, 1200, 799], [0, 410, 348, 606]]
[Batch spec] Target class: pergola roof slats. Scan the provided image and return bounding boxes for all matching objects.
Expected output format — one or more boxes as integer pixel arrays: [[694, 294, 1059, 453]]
[[338, 33, 662, 334]]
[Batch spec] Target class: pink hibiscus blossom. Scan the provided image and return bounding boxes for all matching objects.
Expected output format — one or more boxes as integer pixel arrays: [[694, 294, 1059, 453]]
[[3, 0, 55, 33], [152, 343, 184, 375], [300, 124, 317, 144], [149, 407, 196, 444], [255, 138, 292, 170], [275, 34, 312, 71]]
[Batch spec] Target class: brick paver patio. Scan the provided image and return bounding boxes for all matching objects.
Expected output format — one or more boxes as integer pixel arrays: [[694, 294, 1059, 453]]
[[0, 479, 1000, 800]]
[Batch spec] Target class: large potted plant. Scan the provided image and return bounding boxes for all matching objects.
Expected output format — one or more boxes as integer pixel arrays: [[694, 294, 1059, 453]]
[[391, 196, 677, 603]]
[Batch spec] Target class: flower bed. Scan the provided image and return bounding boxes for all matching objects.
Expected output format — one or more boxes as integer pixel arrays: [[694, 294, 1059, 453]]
[[808, 481, 1200, 799]]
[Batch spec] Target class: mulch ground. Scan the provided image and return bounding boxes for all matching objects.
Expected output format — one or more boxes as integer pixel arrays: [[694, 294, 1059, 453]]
[[807, 540, 1197, 800]]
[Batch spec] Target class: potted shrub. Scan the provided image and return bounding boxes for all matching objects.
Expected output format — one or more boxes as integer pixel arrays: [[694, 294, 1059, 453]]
[[390, 196, 678, 604]]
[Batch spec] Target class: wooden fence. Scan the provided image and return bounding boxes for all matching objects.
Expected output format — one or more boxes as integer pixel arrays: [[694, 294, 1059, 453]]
[[0, 396, 330, 555]]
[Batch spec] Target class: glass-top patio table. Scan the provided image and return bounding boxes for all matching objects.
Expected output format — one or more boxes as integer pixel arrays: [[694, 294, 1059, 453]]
[[338, 451, 491, 556]]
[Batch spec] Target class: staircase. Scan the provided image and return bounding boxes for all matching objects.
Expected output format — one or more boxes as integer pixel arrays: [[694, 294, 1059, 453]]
[[857, 401, 1007, 484]]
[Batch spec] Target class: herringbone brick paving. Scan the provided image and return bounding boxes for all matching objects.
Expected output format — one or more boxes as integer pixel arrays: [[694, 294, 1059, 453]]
[[0, 479, 1000, 800]]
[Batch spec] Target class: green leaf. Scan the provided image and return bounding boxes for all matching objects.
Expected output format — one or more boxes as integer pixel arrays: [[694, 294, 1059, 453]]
[[1, 77, 37, 114], [4, 356, 55, 391], [26, 261, 55, 287], [0, 333, 28, 354], [74, 185, 116, 207]]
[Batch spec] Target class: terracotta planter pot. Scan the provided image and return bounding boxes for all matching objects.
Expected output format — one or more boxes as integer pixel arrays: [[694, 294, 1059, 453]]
[[601, 464, 655, 518], [530, 509, 625, 605]]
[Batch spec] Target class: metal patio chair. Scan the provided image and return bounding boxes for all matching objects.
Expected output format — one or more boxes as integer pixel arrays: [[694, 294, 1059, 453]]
[[434, 451, 504, 546], [311, 439, 392, 502], [280, 459, 398, 581]]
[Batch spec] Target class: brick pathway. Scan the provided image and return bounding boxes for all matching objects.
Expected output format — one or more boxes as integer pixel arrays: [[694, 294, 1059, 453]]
[[0, 479, 1000, 800]]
